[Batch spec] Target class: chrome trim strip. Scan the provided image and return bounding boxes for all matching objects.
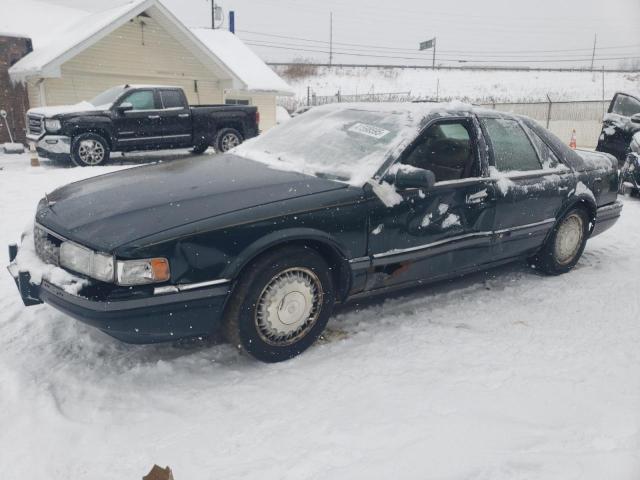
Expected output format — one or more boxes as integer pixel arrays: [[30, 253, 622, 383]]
[[119, 134, 191, 143], [372, 218, 556, 259], [154, 278, 231, 295], [348, 256, 370, 264], [494, 218, 555, 235], [373, 231, 490, 259]]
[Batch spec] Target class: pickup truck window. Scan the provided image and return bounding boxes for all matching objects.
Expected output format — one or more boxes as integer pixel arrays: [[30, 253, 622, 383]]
[[483, 118, 542, 172], [121, 90, 156, 110], [611, 94, 640, 117], [160, 90, 186, 109]]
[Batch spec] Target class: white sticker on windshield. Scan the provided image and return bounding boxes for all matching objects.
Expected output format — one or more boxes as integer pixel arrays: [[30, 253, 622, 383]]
[[348, 123, 390, 139]]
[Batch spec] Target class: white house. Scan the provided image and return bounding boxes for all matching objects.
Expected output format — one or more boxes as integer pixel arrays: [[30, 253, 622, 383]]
[[1, 0, 292, 130]]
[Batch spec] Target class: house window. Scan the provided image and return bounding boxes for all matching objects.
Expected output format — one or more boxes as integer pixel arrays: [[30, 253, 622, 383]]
[[225, 99, 250, 105]]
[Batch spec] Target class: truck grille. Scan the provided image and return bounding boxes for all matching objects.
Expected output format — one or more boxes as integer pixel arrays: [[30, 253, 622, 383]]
[[27, 114, 44, 136], [34, 224, 62, 266]]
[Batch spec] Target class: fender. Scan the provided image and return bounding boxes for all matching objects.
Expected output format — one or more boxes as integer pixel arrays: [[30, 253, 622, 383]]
[[552, 193, 597, 239], [220, 227, 353, 296], [65, 116, 115, 147]]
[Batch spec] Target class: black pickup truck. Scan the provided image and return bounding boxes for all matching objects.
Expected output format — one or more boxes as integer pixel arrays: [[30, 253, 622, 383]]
[[26, 85, 260, 166]]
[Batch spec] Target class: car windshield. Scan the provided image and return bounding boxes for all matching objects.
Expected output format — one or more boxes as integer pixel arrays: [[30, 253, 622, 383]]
[[88, 86, 127, 108], [232, 104, 427, 185]]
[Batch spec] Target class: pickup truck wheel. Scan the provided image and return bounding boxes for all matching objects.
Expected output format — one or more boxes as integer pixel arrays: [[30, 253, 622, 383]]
[[71, 133, 110, 167], [215, 128, 243, 152], [223, 246, 335, 363], [531, 207, 589, 275]]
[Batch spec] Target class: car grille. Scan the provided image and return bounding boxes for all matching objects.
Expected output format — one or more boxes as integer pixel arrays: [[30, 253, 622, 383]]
[[34, 224, 62, 266], [27, 114, 44, 136]]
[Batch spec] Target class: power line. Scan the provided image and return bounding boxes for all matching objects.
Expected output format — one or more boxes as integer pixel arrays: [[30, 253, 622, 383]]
[[244, 41, 640, 64], [238, 29, 640, 56], [241, 37, 640, 59]]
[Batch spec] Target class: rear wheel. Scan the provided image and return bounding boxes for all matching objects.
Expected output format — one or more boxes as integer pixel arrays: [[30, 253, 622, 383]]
[[223, 246, 335, 363], [532, 207, 589, 275], [215, 128, 243, 152], [71, 133, 110, 167]]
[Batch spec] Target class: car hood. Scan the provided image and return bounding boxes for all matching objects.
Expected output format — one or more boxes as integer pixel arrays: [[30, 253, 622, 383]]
[[37, 155, 347, 251], [28, 101, 108, 118]]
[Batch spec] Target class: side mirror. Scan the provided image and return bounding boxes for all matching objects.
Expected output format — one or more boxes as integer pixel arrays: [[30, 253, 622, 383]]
[[631, 113, 640, 124], [116, 102, 133, 114], [393, 167, 436, 190]]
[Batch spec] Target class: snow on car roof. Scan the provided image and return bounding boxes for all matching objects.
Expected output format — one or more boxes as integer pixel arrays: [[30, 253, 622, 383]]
[[191, 28, 293, 95]]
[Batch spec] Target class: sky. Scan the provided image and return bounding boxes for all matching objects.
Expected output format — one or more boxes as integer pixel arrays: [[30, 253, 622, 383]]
[[162, 0, 640, 69]]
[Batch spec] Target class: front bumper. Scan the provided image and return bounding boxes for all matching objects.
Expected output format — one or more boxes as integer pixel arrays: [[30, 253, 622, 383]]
[[592, 200, 623, 237], [27, 134, 71, 160], [7, 244, 231, 343]]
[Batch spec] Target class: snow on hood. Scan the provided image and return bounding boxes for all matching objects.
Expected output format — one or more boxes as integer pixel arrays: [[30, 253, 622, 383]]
[[28, 101, 107, 118]]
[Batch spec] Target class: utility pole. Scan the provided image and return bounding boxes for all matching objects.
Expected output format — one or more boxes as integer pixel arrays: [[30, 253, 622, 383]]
[[329, 12, 333, 66], [590, 33, 597, 71], [432, 37, 436, 69]]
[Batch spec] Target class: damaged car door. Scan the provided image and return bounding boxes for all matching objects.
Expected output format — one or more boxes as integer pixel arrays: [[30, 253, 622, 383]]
[[366, 117, 497, 290], [481, 116, 575, 260]]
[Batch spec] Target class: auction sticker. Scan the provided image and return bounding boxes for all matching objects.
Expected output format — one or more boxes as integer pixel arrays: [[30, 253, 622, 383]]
[[348, 123, 390, 139]]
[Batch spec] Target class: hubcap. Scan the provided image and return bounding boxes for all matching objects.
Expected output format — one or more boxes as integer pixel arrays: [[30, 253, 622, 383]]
[[554, 213, 584, 265], [255, 267, 323, 346], [77, 139, 105, 165], [220, 133, 240, 151]]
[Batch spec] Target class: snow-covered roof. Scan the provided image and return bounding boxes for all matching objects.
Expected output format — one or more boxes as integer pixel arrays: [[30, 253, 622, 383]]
[[2, 0, 290, 96], [4, 0, 154, 80], [191, 28, 293, 96]]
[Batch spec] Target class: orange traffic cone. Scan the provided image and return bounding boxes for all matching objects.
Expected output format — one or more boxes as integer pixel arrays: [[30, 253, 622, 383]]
[[569, 129, 577, 149]]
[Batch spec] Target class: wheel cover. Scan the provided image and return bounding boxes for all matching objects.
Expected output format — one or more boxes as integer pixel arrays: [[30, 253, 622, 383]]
[[554, 213, 584, 265], [220, 133, 240, 151], [255, 267, 324, 346], [77, 139, 105, 165]]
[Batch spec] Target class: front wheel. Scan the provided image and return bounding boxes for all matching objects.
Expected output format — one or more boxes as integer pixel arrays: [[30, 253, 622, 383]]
[[222, 246, 335, 363], [215, 128, 243, 153], [531, 207, 589, 275], [71, 133, 110, 167]]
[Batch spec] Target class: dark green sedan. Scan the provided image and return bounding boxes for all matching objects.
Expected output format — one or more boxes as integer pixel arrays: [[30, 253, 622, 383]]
[[8, 103, 622, 362]]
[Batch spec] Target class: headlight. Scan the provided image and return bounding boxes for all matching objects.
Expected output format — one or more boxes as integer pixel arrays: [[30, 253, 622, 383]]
[[59, 242, 114, 282], [116, 258, 170, 285], [44, 119, 61, 132]]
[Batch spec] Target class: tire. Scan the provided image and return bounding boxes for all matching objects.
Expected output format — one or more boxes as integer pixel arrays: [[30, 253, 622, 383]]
[[215, 128, 243, 152], [531, 206, 589, 275], [71, 133, 110, 167], [223, 246, 335, 363], [191, 143, 209, 154]]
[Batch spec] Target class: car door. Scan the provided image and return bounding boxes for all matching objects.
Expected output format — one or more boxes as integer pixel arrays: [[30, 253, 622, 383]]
[[480, 115, 575, 260], [113, 89, 163, 149], [597, 93, 640, 163], [159, 89, 193, 147], [366, 116, 497, 291]]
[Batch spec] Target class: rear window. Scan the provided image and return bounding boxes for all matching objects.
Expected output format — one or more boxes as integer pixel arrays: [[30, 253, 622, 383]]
[[483, 118, 542, 172], [160, 90, 185, 109]]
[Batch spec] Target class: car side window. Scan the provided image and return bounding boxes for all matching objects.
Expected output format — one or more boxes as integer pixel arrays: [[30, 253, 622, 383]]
[[483, 118, 542, 172], [160, 90, 186, 109], [121, 90, 156, 110], [522, 124, 560, 169], [611, 94, 640, 117], [400, 120, 477, 182]]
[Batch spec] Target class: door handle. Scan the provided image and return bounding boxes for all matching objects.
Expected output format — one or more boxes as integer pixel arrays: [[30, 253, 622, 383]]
[[148, 115, 160, 119], [178, 113, 190, 118], [466, 189, 488, 204], [558, 186, 569, 192]]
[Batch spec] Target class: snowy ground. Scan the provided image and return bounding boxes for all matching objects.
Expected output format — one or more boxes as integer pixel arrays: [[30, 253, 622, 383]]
[[274, 65, 640, 104], [1, 152, 640, 479]]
